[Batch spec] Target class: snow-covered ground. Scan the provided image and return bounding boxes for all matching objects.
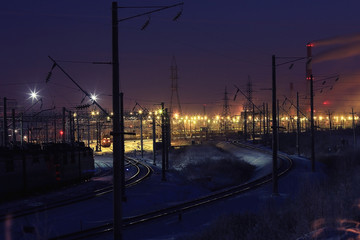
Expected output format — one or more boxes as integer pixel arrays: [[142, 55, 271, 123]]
[[0, 141, 325, 240], [118, 143, 325, 240]]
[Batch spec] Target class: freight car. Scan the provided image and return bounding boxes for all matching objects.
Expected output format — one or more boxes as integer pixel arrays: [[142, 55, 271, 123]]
[[0, 143, 94, 201]]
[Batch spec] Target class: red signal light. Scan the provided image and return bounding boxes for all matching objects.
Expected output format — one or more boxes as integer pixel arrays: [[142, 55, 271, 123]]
[[60, 130, 64, 135]]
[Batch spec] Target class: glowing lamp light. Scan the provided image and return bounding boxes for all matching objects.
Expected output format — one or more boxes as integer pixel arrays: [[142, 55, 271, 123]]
[[28, 89, 39, 101], [323, 100, 330, 105], [90, 93, 98, 102], [60, 130, 64, 136]]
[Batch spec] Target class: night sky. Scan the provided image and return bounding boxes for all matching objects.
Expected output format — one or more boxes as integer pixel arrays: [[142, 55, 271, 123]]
[[2, 0, 360, 115]]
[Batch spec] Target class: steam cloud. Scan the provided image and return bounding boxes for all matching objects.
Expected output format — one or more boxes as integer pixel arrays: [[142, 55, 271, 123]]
[[313, 33, 360, 47], [312, 33, 360, 63], [313, 41, 360, 63]]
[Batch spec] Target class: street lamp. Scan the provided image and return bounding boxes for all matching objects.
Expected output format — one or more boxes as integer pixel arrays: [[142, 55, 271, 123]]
[[111, 2, 184, 239]]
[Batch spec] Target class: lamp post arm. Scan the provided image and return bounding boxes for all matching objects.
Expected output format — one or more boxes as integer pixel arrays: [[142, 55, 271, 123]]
[[48, 56, 109, 117], [275, 57, 307, 67], [118, 3, 184, 22]]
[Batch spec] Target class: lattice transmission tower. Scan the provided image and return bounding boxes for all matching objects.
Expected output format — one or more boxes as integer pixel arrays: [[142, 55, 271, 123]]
[[169, 56, 182, 116], [222, 87, 231, 117], [246, 76, 253, 111], [222, 87, 231, 132]]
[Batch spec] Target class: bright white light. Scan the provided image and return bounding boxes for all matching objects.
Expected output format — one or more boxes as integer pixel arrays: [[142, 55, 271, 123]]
[[90, 93, 98, 102], [28, 89, 39, 101]]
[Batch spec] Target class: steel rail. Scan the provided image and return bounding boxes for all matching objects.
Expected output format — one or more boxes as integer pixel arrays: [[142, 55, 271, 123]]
[[0, 157, 152, 222], [49, 142, 293, 240]]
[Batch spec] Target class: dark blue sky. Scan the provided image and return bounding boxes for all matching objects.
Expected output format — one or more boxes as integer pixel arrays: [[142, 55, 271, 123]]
[[1, 0, 360, 115]]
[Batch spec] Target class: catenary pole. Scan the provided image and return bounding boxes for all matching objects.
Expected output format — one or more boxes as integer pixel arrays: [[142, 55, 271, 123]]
[[3, 97, 8, 147], [161, 102, 166, 181], [310, 74, 315, 172], [296, 92, 300, 156], [112, 2, 123, 240], [272, 55, 278, 195], [152, 113, 156, 165]]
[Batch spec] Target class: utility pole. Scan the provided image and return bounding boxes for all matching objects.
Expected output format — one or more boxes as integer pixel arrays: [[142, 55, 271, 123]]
[[98, 120, 102, 152], [120, 93, 126, 202], [62, 107, 66, 143], [72, 112, 76, 144], [266, 103, 269, 135], [110, 2, 184, 237], [21, 114, 24, 146], [152, 113, 156, 165], [54, 116, 57, 143], [351, 108, 357, 149], [69, 111, 74, 144], [165, 108, 170, 170], [277, 99, 280, 152], [3, 97, 8, 147], [263, 103, 266, 137], [76, 113, 80, 142], [272, 55, 278, 196], [45, 117, 49, 144], [161, 102, 166, 181], [96, 119, 99, 151], [244, 107, 247, 141], [252, 103, 255, 143], [140, 112, 143, 158], [296, 92, 300, 156], [259, 105, 262, 137], [327, 110, 332, 131], [12, 109, 16, 144], [112, 2, 122, 239], [310, 74, 315, 172], [87, 111, 90, 147]]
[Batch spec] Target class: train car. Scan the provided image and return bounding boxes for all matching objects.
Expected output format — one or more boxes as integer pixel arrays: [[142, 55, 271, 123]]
[[101, 137, 111, 147], [0, 143, 94, 200]]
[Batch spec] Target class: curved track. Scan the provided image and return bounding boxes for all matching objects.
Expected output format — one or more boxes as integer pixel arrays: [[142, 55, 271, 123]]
[[0, 156, 153, 223], [50, 142, 293, 240]]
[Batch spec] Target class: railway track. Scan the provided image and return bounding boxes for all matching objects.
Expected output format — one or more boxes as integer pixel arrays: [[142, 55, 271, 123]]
[[50, 142, 293, 240], [0, 157, 152, 223]]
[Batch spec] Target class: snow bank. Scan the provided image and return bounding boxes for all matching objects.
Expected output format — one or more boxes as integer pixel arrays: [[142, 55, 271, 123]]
[[215, 142, 273, 180]]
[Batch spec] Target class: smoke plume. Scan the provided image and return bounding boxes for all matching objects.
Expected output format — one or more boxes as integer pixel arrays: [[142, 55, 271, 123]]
[[313, 33, 360, 47], [313, 41, 360, 63]]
